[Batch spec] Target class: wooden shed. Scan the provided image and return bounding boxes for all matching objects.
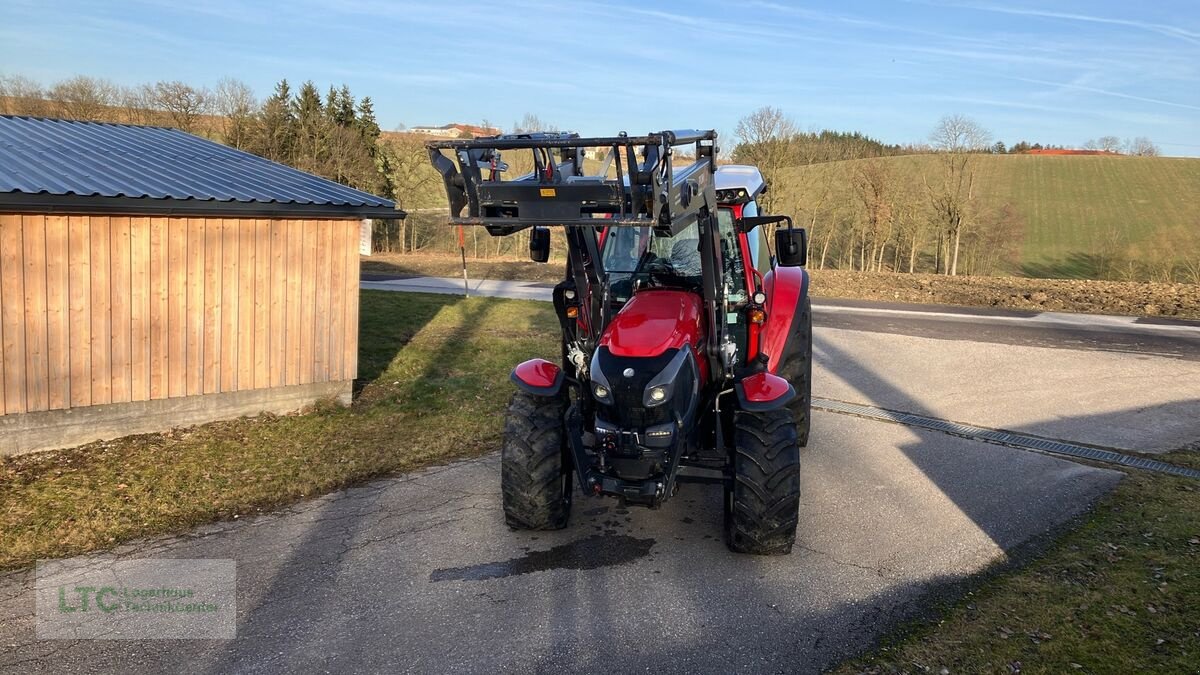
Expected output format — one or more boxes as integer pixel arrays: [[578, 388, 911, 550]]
[[0, 115, 402, 456]]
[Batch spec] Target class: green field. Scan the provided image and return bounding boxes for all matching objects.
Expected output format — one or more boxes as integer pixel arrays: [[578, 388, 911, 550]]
[[782, 154, 1200, 279]]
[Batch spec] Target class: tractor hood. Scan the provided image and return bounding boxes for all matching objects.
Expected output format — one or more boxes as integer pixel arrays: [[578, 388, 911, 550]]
[[599, 290, 703, 358]]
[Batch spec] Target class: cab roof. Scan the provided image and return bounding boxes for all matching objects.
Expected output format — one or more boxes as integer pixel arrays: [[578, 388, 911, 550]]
[[714, 165, 766, 197]]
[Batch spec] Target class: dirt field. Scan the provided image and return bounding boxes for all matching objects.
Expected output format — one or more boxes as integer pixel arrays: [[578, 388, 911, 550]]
[[812, 269, 1200, 318], [362, 253, 1200, 319]]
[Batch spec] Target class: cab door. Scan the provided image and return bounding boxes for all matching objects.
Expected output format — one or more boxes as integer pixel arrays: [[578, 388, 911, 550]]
[[717, 207, 752, 361]]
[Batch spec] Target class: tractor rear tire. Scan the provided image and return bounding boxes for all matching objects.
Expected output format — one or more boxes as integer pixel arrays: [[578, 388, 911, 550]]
[[501, 390, 572, 530], [726, 408, 800, 555], [779, 295, 813, 447]]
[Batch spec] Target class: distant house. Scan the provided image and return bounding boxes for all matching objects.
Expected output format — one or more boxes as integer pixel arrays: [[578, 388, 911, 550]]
[[407, 123, 501, 139], [408, 125, 461, 137], [0, 115, 404, 456]]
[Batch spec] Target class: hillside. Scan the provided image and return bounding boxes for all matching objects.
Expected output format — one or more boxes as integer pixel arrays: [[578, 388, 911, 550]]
[[780, 154, 1200, 281]]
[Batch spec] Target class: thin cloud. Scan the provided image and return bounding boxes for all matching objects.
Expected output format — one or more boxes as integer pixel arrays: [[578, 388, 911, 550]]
[[1007, 75, 1200, 112], [928, 1, 1200, 46]]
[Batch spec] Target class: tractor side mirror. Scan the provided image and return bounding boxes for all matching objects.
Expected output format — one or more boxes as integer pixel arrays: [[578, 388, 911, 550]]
[[775, 227, 807, 267], [529, 226, 551, 263]]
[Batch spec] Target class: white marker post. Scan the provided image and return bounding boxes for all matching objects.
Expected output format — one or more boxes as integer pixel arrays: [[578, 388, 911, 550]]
[[458, 224, 469, 298]]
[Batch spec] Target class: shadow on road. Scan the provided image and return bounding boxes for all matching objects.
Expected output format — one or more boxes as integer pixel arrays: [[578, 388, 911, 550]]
[[169, 335, 1145, 673]]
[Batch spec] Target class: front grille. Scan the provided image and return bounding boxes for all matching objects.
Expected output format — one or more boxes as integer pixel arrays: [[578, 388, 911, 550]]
[[595, 346, 676, 431], [610, 388, 670, 429]]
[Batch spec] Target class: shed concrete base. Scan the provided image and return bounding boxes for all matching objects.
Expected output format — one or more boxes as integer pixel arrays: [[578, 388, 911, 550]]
[[0, 381, 352, 457]]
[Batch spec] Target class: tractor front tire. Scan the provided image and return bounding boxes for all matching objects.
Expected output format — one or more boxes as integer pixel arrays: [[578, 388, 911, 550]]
[[726, 408, 800, 555], [778, 295, 813, 447], [501, 391, 572, 530]]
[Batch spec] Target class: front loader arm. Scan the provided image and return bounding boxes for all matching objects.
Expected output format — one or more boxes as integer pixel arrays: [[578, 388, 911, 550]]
[[425, 130, 719, 237]]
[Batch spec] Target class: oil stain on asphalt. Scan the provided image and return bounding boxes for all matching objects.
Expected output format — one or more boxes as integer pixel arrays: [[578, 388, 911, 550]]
[[430, 535, 656, 582]]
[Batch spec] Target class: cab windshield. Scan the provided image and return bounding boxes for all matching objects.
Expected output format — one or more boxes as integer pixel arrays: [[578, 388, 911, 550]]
[[600, 222, 702, 301], [601, 222, 702, 279]]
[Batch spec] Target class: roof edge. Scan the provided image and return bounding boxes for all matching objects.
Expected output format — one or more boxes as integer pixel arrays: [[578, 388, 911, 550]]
[[0, 193, 405, 220]]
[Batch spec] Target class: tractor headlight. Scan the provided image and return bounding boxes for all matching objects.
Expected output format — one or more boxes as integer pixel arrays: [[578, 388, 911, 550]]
[[589, 350, 613, 403], [643, 382, 673, 407], [643, 348, 695, 407]]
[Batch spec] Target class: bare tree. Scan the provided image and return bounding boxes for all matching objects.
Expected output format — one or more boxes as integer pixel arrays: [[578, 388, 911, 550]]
[[926, 114, 990, 276], [1085, 136, 1122, 153], [49, 75, 118, 121], [892, 182, 929, 273], [0, 74, 50, 116], [320, 124, 378, 191], [1088, 225, 1129, 280], [733, 106, 798, 213], [1098, 135, 1122, 153], [150, 80, 210, 132], [378, 134, 445, 252], [791, 166, 835, 266], [213, 78, 258, 149], [1181, 219, 1200, 284], [959, 202, 1024, 276], [116, 84, 160, 125], [512, 113, 558, 133], [852, 159, 894, 271], [928, 114, 990, 153], [1125, 136, 1160, 157]]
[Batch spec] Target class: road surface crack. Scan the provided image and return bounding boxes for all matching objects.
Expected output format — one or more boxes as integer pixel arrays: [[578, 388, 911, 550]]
[[794, 544, 900, 580]]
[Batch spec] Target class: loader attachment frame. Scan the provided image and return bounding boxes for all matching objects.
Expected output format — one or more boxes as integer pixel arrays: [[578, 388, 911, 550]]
[[427, 129, 731, 386], [426, 130, 718, 237]]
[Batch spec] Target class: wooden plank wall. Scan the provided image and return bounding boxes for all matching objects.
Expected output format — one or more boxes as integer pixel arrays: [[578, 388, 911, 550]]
[[0, 214, 361, 417]]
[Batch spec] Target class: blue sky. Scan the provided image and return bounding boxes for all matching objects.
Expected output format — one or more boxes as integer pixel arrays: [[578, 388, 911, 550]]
[[3, 0, 1198, 155]]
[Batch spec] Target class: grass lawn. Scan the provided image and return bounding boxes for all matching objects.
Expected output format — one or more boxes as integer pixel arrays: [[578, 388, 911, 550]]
[[838, 452, 1200, 674], [0, 290, 558, 570]]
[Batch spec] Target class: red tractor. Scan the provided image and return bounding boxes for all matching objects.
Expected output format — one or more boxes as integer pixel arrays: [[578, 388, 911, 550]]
[[428, 130, 811, 554]]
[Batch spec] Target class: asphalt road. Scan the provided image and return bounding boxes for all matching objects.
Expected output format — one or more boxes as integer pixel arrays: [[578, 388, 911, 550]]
[[2, 277, 1197, 673]]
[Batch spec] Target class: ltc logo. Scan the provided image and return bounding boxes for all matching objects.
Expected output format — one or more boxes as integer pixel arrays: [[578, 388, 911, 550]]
[[57, 586, 121, 613]]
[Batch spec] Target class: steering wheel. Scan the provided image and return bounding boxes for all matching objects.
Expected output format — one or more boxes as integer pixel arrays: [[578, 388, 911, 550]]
[[643, 257, 677, 284]]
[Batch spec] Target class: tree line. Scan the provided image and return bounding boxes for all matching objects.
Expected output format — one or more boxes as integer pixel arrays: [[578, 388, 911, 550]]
[[3, 74, 1180, 278], [987, 136, 1159, 156], [734, 108, 1021, 277], [733, 107, 1188, 282]]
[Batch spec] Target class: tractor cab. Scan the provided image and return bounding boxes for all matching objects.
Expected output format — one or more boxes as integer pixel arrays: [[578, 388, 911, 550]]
[[427, 130, 812, 554], [599, 165, 770, 360]]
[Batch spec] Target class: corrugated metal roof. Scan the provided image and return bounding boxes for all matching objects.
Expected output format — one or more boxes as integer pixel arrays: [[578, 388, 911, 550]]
[[0, 115, 399, 216]]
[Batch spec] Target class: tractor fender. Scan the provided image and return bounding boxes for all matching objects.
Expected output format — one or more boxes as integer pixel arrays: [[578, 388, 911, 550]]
[[735, 371, 796, 412], [510, 359, 565, 397], [761, 266, 810, 374]]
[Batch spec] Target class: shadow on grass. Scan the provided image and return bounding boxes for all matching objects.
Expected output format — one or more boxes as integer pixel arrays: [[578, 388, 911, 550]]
[[355, 290, 454, 389], [1019, 252, 1112, 280], [361, 253, 566, 283]]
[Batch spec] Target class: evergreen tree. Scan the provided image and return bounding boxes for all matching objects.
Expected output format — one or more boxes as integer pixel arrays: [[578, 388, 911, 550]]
[[337, 84, 355, 127], [293, 81, 326, 172], [256, 79, 297, 163], [325, 85, 341, 125], [355, 96, 381, 141]]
